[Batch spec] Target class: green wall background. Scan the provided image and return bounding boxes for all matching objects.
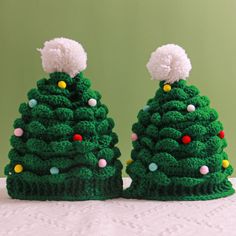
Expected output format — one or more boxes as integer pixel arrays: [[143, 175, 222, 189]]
[[1, 0, 236, 177]]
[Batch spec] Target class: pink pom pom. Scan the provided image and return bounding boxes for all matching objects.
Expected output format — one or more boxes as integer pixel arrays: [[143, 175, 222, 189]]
[[98, 159, 107, 168], [199, 165, 209, 175], [14, 128, 24, 137], [131, 133, 138, 141]]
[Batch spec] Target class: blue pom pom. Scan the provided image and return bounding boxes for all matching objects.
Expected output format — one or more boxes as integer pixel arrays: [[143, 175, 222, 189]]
[[50, 167, 59, 175], [149, 163, 158, 172], [143, 105, 150, 111], [29, 99, 38, 108]]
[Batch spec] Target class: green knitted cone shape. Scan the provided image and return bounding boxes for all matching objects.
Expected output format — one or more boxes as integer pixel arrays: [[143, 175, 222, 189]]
[[5, 39, 123, 201], [124, 80, 234, 200], [124, 45, 234, 201]]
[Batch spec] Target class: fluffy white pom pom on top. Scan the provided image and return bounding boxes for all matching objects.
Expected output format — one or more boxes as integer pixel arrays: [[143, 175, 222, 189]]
[[38, 37, 87, 77], [146, 44, 192, 84]]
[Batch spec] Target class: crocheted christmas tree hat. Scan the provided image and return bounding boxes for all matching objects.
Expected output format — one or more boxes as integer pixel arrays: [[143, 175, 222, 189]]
[[5, 38, 123, 201], [124, 44, 235, 201]]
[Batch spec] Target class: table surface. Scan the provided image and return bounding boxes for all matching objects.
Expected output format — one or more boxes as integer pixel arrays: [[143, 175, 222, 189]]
[[0, 178, 236, 236]]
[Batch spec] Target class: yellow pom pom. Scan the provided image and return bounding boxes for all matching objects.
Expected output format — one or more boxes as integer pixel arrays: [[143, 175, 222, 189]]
[[163, 84, 171, 92], [126, 159, 133, 165], [14, 164, 23, 173], [58, 81, 67, 89], [222, 160, 230, 168]]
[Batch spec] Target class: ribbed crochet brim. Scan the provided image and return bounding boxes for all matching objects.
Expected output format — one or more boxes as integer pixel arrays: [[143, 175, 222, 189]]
[[123, 179, 235, 201], [7, 176, 123, 201]]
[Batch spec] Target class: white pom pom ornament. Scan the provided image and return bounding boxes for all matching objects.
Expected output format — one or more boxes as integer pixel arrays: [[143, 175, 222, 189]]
[[187, 104, 196, 112], [38, 37, 87, 77], [146, 44, 192, 84]]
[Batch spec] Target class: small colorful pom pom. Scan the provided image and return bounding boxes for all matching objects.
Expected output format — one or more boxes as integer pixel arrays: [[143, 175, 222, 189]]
[[14, 128, 24, 137], [50, 167, 59, 175], [143, 105, 150, 111], [149, 163, 158, 171], [200, 165, 209, 175], [73, 134, 83, 141], [58, 81, 67, 89], [14, 164, 23, 173], [98, 159, 107, 168], [222, 160, 230, 168], [187, 104, 195, 112], [163, 84, 171, 92], [218, 130, 225, 139], [28, 99, 37, 108], [131, 133, 138, 141], [182, 135, 191, 144], [88, 98, 97, 107], [126, 159, 133, 165]]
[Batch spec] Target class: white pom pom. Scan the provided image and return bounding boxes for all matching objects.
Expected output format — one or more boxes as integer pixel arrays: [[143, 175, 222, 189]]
[[146, 44, 192, 84], [187, 104, 196, 112], [38, 37, 87, 77]]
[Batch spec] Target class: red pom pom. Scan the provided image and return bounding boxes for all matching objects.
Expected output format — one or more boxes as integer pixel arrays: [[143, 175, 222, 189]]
[[182, 135, 191, 144], [218, 130, 225, 139], [73, 134, 83, 141]]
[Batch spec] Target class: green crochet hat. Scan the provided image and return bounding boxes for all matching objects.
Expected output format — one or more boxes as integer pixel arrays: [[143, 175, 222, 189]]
[[5, 37, 123, 201], [123, 44, 234, 201]]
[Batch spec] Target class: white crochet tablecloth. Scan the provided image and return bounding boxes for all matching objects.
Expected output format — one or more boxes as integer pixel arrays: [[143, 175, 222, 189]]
[[0, 178, 236, 236]]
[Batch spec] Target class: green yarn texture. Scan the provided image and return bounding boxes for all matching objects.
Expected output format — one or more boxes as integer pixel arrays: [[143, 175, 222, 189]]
[[5, 72, 123, 200], [124, 80, 235, 200]]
